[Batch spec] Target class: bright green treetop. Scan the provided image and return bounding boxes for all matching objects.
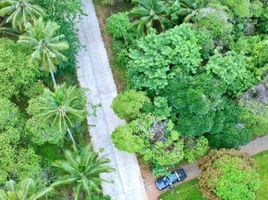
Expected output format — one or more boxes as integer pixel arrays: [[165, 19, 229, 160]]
[[0, 0, 46, 31], [18, 18, 69, 86]]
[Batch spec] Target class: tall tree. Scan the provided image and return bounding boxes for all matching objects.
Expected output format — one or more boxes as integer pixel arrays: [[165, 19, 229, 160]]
[[199, 149, 259, 200], [51, 145, 114, 200], [0, 0, 46, 32], [18, 18, 69, 87], [27, 83, 87, 147], [0, 178, 52, 200]]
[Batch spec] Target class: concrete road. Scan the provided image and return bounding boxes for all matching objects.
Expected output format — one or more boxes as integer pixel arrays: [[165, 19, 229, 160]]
[[76, 0, 148, 199]]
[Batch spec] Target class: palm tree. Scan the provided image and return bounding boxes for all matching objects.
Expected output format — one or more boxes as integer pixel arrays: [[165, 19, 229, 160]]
[[0, 0, 46, 32], [18, 18, 69, 87], [51, 145, 114, 200], [129, 0, 169, 32], [30, 83, 87, 147], [178, 0, 209, 22], [0, 178, 53, 200]]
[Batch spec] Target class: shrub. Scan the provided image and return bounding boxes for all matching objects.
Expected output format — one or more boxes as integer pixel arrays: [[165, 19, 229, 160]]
[[107, 12, 142, 67], [195, 8, 233, 39], [112, 124, 144, 153], [252, 39, 268, 69], [112, 90, 150, 121], [259, 6, 268, 33], [106, 12, 132, 40], [25, 117, 65, 146], [112, 115, 185, 175], [216, 0, 251, 17], [14, 148, 42, 183], [184, 136, 209, 163], [128, 24, 204, 94], [0, 98, 23, 132], [164, 75, 225, 136], [207, 101, 252, 149], [143, 96, 172, 118], [112, 114, 208, 175], [0, 98, 41, 184], [199, 149, 260, 200], [242, 102, 268, 137], [231, 35, 261, 55], [206, 50, 256, 96], [0, 38, 40, 100]]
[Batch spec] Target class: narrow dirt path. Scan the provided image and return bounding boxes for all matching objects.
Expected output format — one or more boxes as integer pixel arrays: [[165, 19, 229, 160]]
[[76, 0, 147, 199]]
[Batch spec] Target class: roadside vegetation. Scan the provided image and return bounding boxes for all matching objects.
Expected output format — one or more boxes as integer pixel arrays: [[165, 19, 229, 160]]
[[100, 0, 268, 199], [0, 0, 113, 199], [159, 150, 268, 200], [255, 150, 268, 200]]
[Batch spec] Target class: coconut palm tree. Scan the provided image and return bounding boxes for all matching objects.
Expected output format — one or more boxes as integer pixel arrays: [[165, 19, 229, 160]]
[[178, 0, 209, 22], [0, 178, 53, 200], [0, 0, 46, 32], [129, 0, 170, 32], [18, 18, 69, 87], [29, 83, 87, 147], [51, 145, 114, 200]]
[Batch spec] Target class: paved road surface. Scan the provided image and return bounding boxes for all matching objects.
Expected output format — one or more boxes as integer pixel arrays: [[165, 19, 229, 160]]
[[241, 134, 268, 155], [76, 1, 148, 199]]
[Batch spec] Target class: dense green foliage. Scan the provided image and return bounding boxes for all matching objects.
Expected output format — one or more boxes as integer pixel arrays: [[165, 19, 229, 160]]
[[0, 38, 41, 100], [161, 150, 268, 200], [27, 83, 87, 146], [0, 0, 46, 31], [194, 8, 232, 40], [34, 0, 83, 73], [243, 103, 268, 137], [112, 90, 149, 121], [106, 11, 142, 67], [0, 0, 113, 199], [199, 149, 260, 200], [18, 17, 69, 86], [206, 50, 256, 96], [129, 0, 169, 32], [0, 98, 42, 185], [52, 145, 114, 199], [112, 114, 208, 175], [107, 0, 268, 177], [128, 24, 204, 94], [0, 178, 52, 200]]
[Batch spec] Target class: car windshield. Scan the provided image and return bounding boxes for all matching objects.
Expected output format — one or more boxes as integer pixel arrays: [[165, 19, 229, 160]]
[[162, 177, 171, 185]]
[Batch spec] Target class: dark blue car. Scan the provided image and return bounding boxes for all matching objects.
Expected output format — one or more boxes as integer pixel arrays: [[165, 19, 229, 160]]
[[155, 168, 187, 191]]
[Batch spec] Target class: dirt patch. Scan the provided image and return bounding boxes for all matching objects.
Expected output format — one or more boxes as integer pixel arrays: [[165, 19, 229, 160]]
[[139, 159, 163, 200], [93, 0, 129, 92]]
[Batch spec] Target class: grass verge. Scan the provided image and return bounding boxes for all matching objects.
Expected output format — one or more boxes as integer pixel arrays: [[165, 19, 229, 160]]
[[255, 150, 268, 200], [158, 179, 204, 200], [93, 0, 131, 92]]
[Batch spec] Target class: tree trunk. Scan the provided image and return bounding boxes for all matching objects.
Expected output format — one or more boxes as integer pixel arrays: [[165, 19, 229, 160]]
[[49, 68, 57, 89], [67, 127, 77, 149]]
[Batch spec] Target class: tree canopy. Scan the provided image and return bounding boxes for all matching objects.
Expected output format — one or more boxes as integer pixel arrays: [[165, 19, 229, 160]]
[[199, 149, 260, 200]]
